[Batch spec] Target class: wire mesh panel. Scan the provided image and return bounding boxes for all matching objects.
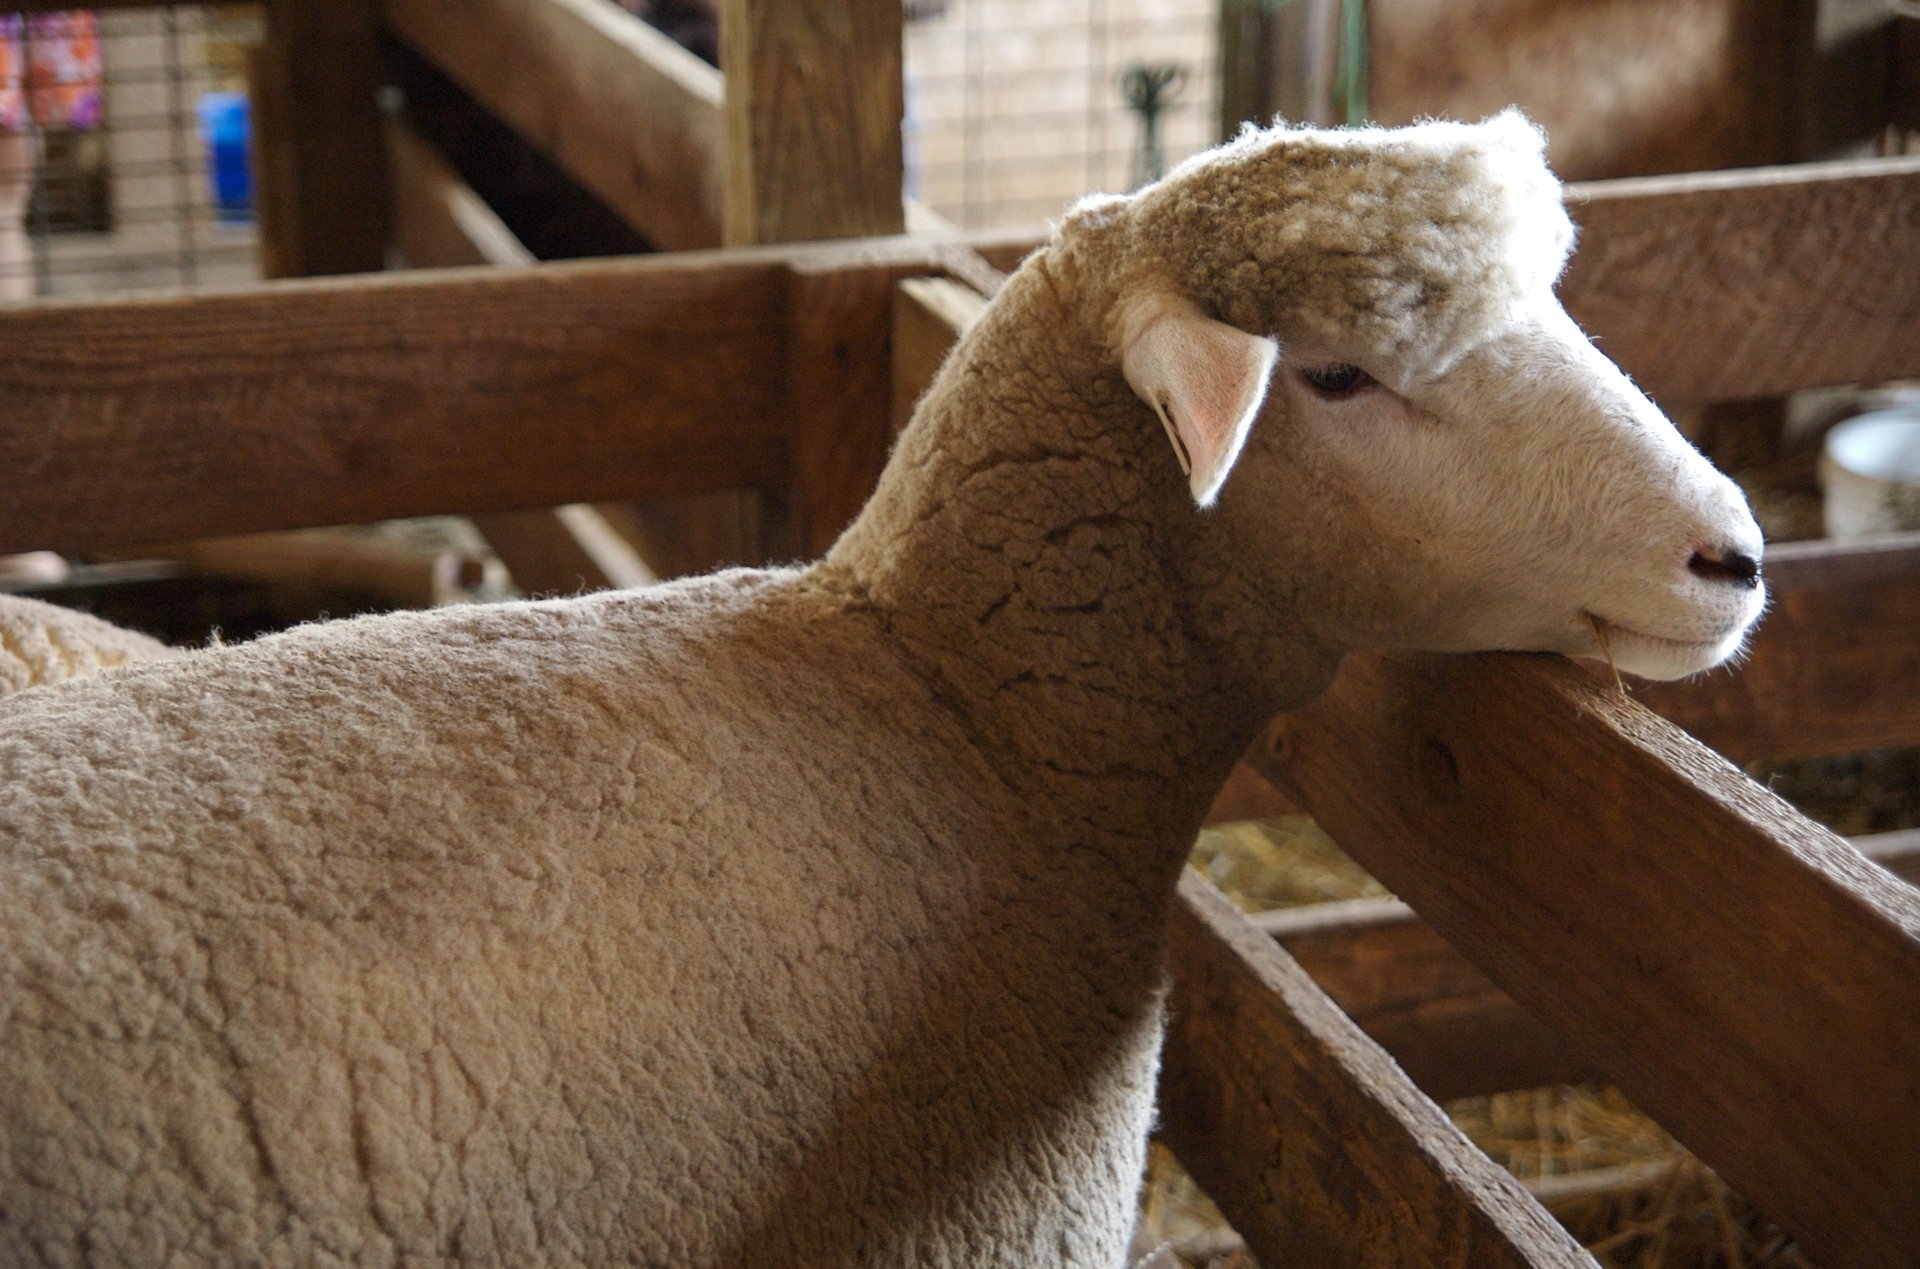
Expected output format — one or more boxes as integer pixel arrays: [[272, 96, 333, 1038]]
[[1, 3, 263, 304], [905, 0, 1220, 230]]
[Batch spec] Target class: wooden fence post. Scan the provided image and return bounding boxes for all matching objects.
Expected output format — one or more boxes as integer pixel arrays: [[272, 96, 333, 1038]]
[[722, 0, 908, 557], [254, 0, 389, 277]]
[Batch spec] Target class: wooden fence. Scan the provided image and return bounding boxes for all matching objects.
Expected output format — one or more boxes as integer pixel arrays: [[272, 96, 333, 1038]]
[[3, 0, 1920, 1264]]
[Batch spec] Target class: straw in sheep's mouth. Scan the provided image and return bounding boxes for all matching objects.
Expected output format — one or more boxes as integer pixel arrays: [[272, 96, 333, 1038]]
[[1583, 611, 1734, 657]]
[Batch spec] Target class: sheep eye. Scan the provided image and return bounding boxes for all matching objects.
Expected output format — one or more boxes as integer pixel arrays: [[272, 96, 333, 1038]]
[[1301, 363, 1370, 395]]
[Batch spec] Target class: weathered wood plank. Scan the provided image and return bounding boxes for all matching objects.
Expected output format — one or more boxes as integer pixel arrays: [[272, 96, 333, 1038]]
[[388, 117, 538, 271], [721, 0, 906, 556], [0, 258, 789, 554], [388, 116, 661, 594], [890, 276, 989, 434], [718, 0, 905, 247], [783, 247, 921, 556], [384, 0, 725, 250], [782, 160, 1920, 411], [1562, 157, 1920, 404], [1159, 872, 1593, 1267], [1253, 651, 1920, 1267], [255, 0, 390, 276], [387, 113, 763, 583], [1248, 829, 1920, 1103], [1637, 531, 1920, 762]]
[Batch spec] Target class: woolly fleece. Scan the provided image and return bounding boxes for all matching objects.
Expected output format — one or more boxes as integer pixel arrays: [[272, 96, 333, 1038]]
[[0, 593, 172, 693], [3, 115, 1575, 1266]]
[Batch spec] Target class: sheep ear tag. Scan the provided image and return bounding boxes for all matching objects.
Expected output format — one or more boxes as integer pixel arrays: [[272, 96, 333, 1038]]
[[1120, 304, 1278, 507]]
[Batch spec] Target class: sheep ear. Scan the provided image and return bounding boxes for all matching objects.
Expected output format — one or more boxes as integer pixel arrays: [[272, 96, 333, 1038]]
[[1120, 301, 1278, 507]]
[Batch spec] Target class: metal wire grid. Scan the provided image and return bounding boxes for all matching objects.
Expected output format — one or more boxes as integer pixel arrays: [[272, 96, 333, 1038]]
[[906, 0, 1221, 229], [1, 4, 263, 304]]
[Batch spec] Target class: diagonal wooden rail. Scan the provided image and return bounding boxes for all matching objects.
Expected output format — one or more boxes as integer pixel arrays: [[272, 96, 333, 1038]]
[[1252, 652, 1920, 1267], [1162, 873, 1594, 1266], [1251, 829, 1920, 1103]]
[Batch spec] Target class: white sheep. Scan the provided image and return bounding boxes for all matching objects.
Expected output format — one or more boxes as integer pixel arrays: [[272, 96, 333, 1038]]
[[0, 112, 1764, 1267]]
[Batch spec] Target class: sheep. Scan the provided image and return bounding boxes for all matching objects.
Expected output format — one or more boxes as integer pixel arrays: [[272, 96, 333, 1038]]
[[0, 111, 1765, 1267], [0, 593, 171, 694]]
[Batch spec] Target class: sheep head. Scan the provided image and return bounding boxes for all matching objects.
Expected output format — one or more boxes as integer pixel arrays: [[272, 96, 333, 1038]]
[[1059, 111, 1764, 681]]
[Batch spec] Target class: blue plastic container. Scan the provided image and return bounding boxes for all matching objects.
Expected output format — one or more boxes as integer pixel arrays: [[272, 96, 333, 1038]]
[[197, 92, 253, 224]]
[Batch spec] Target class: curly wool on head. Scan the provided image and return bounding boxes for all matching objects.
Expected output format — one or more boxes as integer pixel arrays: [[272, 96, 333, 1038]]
[[1066, 109, 1576, 385]]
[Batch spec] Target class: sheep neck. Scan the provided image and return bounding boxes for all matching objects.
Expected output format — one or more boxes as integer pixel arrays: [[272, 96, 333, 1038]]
[[823, 255, 1339, 861]]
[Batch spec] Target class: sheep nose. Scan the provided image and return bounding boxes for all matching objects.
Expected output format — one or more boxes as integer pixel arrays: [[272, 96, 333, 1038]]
[[1688, 543, 1762, 588]]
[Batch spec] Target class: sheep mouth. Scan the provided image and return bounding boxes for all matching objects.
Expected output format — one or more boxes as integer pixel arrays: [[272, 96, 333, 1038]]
[[1579, 610, 1749, 678]]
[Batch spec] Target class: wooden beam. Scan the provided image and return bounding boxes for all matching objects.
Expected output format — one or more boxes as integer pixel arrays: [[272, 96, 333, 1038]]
[[383, 0, 726, 251], [0, 256, 789, 555], [145, 531, 495, 611], [0, 229, 1038, 558], [1159, 873, 1594, 1267], [718, 0, 906, 558], [1191, 534, 1920, 800], [1252, 651, 1920, 1267], [255, 0, 390, 276], [1637, 532, 1920, 762], [890, 276, 988, 434], [387, 116, 661, 594], [468, 505, 656, 596], [718, 0, 906, 247], [1561, 157, 1920, 404], [1894, 5, 1920, 131], [388, 117, 538, 271], [1248, 830, 1920, 1103]]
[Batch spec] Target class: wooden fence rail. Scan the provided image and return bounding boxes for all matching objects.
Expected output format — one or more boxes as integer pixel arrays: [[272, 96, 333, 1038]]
[[1250, 830, 1920, 1103], [1161, 874, 1594, 1267], [1253, 652, 1920, 1267]]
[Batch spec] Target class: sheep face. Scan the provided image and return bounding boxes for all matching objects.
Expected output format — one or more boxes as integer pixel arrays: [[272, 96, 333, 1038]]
[[1242, 299, 1767, 682], [1080, 111, 1763, 681]]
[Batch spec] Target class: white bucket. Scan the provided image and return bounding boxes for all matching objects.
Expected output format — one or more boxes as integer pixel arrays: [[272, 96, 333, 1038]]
[[1820, 407, 1920, 538]]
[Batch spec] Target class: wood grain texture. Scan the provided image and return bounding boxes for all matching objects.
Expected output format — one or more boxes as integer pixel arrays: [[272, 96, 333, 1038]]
[[1369, 0, 1812, 181], [780, 160, 1920, 410], [384, 0, 725, 250], [391, 115, 664, 595], [1561, 157, 1920, 404], [1248, 831, 1919, 1103], [388, 115, 774, 581], [1253, 651, 1920, 1267], [257, 0, 390, 276], [0, 257, 789, 555], [1160, 873, 1593, 1268], [1638, 532, 1920, 762], [719, 0, 905, 246], [783, 250, 915, 556]]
